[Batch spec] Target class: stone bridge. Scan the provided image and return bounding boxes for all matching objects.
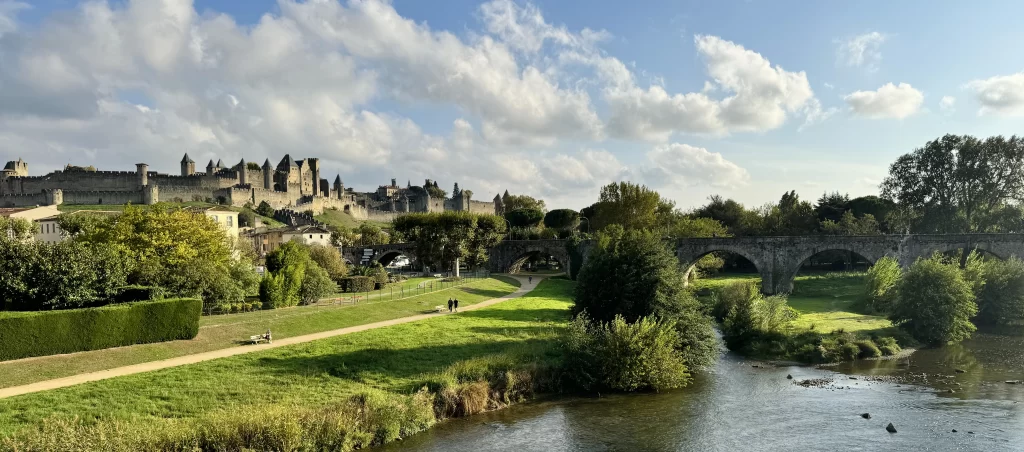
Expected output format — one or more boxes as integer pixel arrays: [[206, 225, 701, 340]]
[[343, 234, 1024, 294]]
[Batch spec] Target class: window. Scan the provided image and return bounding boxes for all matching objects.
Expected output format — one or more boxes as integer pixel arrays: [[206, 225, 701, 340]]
[[227, 216, 233, 227], [212, 215, 219, 223], [320, 234, 323, 239], [309, 234, 313, 239], [39, 224, 43, 233]]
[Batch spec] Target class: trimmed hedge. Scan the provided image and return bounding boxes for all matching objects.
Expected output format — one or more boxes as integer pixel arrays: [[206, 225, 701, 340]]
[[0, 298, 201, 361], [339, 276, 375, 293]]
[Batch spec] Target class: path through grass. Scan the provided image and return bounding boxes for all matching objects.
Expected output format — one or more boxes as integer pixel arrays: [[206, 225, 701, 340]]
[[0, 279, 572, 435], [0, 277, 520, 389]]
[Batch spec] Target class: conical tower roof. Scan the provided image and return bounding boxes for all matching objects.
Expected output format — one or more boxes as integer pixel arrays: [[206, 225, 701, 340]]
[[215, 159, 224, 168], [334, 174, 343, 185], [206, 159, 215, 168], [262, 158, 273, 169], [181, 153, 194, 164]]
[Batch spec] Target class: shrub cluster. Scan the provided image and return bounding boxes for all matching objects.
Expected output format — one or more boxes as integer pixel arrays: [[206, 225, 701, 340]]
[[260, 242, 338, 308], [338, 276, 375, 293], [0, 298, 201, 361]]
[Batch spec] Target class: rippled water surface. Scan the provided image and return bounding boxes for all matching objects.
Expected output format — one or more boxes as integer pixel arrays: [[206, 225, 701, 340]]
[[383, 334, 1024, 452]]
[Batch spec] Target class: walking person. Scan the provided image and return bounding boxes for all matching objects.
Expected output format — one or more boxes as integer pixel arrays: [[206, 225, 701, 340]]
[[447, 298, 453, 312], [453, 298, 459, 312], [528, 276, 533, 284]]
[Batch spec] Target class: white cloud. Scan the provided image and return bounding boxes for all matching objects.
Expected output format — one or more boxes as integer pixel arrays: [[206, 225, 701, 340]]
[[642, 143, 749, 189], [600, 35, 821, 141], [823, 82, 835, 90], [939, 96, 956, 114], [964, 72, 1024, 116], [0, 1, 28, 37], [836, 32, 886, 71], [843, 83, 924, 119]]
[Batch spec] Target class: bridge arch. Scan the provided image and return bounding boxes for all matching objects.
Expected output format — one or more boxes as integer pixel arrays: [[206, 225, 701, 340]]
[[488, 240, 572, 275], [376, 250, 416, 268]]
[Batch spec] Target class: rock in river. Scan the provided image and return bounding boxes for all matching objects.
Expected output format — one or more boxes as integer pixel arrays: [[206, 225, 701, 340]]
[[886, 423, 897, 433], [860, 413, 871, 419]]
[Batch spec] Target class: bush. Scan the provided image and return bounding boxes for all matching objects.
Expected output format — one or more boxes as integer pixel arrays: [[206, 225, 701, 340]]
[[854, 339, 882, 358], [340, 276, 375, 293], [875, 336, 902, 356], [0, 298, 201, 360], [309, 244, 348, 280], [259, 273, 284, 309], [300, 264, 336, 305], [976, 257, 1024, 326], [563, 315, 690, 392], [890, 255, 977, 345], [864, 256, 901, 313], [109, 285, 165, 304], [256, 200, 275, 217]]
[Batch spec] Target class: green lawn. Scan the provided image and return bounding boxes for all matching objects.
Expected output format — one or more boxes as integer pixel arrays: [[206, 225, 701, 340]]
[[315, 208, 391, 230], [0, 279, 572, 435], [0, 277, 520, 390], [694, 271, 894, 335]]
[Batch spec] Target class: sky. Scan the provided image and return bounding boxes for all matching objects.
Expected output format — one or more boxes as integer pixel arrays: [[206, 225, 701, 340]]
[[1, 0, 1023, 211]]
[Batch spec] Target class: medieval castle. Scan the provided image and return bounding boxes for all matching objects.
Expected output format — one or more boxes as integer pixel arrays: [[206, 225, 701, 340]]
[[0, 155, 502, 219]]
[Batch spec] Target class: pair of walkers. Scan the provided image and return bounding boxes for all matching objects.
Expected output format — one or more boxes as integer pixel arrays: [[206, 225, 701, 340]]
[[447, 298, 460, 312]]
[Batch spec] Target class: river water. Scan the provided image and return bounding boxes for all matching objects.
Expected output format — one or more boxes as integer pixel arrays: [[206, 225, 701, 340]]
[[383, 332, 1024, 451]]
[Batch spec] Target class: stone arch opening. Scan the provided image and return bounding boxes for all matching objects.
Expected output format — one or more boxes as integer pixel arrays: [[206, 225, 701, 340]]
[[780, 247, 881, 295], [683, 250, 760, 282], [377, 250, 415, 270], [507, 250, 566, 274]]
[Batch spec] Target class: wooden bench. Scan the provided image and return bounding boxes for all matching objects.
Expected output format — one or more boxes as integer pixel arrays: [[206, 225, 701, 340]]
[[249, 331, 272, 345]]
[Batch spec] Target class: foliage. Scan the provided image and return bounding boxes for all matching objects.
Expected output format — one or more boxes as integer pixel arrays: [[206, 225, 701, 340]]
[[256, 200, 275, 217], [424, 180, 447, 199], [587, 182, 675, 231], [881, 134, 1024, 233], [691, 195, 751, 235], [976, 257, 1024, 326], [308, 244, 348, 279], [720, 282, 798, 348], [543, 209, 580, 230], [505, 208, 545, 229], [339, 276, 375, 293], [0, 240, 134, 311], [258, 273, 285, 309], [351, 262, 389, 288], [0, 217, 33, 240], [0, 298, 201, 361], [300, 264, 336, 304], [820, 211, 881, 235], [393, 212, 506, 272], [262, 242, 309, 308], [501, 193, 546, 212], [563, 315, 690, 392], [815, 192, 850, 223], [889, 255, 978, 345], [846, 195, 895, 231], [355, 223, 390, 246], [574, 229, 718, 368], [864, 256, 901, 313], [237, 209, 257, 228]]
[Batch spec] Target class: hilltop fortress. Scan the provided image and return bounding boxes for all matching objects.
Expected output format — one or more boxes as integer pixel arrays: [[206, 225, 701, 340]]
[[0, 155, 501, 219]]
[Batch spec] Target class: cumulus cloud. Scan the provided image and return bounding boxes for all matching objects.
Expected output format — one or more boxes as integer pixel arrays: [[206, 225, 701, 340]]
[[844, 83, 924, 119], [642, 143, 749, 189], [836, 32, 886, 71], [0, 1, 28, 37], [964, 72, 1024, 116], [939, 96, 956, 114], [600, 35, 821, 141]]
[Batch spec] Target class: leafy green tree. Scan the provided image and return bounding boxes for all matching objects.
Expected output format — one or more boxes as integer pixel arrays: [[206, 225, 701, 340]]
[[668, 216, 728, 238], [846, 195, 895, 231], [820, 211, 882, 236], [502, 193, 546, 212], [308, 244, 348, 280], [864, 256, 901, 313], [505, 208, 544, 228], [890, 255, 978, 345], [393, 212, 506, 272], [574, 229, 718, 367], [0, 217, 33, 240], [543, 209, 580, 230], [692, 195, 749, 235], [814, 192, 850, 223], [762, 190, 817, 235], [300, 264, 336, 304], [881, 134, 1024, 234], [976, 258, 1024, 326], [588, 182, 675, 231], [255, 201, 275, 217], [425, 181, 447, 199], [238, 209, 257, 228], [355, 223, 390, 246]]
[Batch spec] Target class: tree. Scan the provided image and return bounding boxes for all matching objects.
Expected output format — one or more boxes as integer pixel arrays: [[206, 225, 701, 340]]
[[890, 255, 977, 345], [299, 264, 336, 305], [246, 162, 261, 171], [573, 229, 718, 368], [692, 195, 749, 235], [425, 181, 446, 199], [864, 256, 901, 313], [881, 134, 1024, 234], [263, 241, 308, 308], [0, 217, 33, 240], [256, 201, 275, 217], [976, 258, 1024, 326], [238, 209, 257, 228], [815, 192, 850, 223], [846, 195, 895, 231], [820, 211, 881, 236], [355, 223, 390, 246], [543, 209, 580, 231], [505, 208, 544, 228], [502, 193, 546, 212], [308, 244, 348, 280], [589, 182, 675, 231], [668, 216, 728, 238], [393, 212, 506, 272]]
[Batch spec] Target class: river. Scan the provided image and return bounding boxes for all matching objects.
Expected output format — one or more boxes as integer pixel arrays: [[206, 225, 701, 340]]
[[382, 331, 1024, 451]]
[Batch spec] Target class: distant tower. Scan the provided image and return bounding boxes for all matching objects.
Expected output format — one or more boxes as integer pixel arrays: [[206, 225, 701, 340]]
[[206, 159, 215, 176], [333, 175, 344, 200], [180, 153, 195, 176], [216, 159, 224, 170], [136, 163, 149, 187], [262, 159, 274, 190], [391, 178, 397, 187], [238, 159, 247, 185], [307, 158, 321, 196]]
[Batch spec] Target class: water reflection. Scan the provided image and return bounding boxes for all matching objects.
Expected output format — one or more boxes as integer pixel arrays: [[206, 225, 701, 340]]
[[384, 350, 1024, 452]]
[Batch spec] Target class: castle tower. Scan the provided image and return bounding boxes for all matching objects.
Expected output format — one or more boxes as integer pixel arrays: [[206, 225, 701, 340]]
[[402, 193, 410, 212], [307, 158, 321, 196], [206, 159, 215, 176], [277, 155, 299, 192], [238, 158, 247, 185], [180, 153, 195, 176], [262, 159, 273, 190], [215, 159, 224, 170], [44, 188, 63, 206], [136, 163, 149, 187], [333, 175, 344, 200]]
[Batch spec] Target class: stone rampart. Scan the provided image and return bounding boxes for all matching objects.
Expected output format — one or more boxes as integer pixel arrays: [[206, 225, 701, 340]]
[[0, 192, 49, 207], [62, 190, 144, 205]]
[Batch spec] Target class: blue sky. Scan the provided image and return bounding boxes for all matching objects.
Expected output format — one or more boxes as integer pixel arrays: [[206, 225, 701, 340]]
[[2, 0, 1023, 210]]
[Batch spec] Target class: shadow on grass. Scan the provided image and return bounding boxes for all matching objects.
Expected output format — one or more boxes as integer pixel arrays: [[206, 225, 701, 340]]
[[254, 337, 557, 385], [459, 308, 569, 323], [456, 287, 516, 298]]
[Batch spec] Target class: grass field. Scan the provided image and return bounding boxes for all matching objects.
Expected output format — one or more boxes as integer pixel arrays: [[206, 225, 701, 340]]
[[0, 277, 520, 390], [693, 271, 894, 335], [314, 208, 391, 230], [0, 278, 572, 436]]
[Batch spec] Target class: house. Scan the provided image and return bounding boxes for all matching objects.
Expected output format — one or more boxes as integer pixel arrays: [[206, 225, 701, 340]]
[[190, 206, 240, 242], [0, 205, 61, 241], [245, 225, 333, 256]]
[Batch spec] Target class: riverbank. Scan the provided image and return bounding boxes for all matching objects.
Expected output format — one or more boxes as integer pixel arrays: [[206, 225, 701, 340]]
[[0, 276, 520, 389], [0, 279, 575, 450]]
